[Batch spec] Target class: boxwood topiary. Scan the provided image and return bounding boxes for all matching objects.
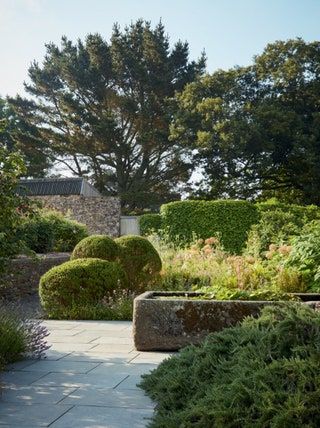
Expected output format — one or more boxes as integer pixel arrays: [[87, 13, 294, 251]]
[[39, 258, 127, 314], [115, 235, 162, 291], [71, 235, 119, 261]]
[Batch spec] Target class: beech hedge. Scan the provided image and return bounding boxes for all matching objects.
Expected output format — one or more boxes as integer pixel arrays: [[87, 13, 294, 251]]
[[139, 214, 162, 236], [160, 200, 259, 254], [159, 200, 320, 254]]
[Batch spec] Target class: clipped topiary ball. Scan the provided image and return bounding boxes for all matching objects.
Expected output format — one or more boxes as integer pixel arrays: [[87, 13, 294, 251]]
[[39, 258, 127, 315], [71, 235, 119, 261], [115, 235, 162, 291]]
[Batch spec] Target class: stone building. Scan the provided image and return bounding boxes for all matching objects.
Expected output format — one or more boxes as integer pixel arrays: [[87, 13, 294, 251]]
[[18, 177, 121, 237]]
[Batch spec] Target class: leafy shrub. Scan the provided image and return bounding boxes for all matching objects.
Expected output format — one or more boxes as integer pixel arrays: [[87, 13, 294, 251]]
[[115, 235, 162, 291], [139, 214, 162, 236], [160, 200, 259, 253], [17, 210, 88, 253], [285, 220, 320, 291], [257, 200, 320, 224], [71, 235, 118, 261], [140, 304, 320, 427], [39, 258, 128, 315], [0, 148, 31, 267], [247, 209, 301, 253], [42, 211, 88, 252], [17, 215, 54, 253], [0, 305, 49, 368]]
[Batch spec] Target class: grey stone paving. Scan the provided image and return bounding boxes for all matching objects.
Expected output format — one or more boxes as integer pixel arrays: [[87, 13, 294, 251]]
[[0, 320, 172, 427]]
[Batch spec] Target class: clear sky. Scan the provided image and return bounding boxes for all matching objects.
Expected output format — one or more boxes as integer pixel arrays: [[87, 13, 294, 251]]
[[1, 0, 319, 97]]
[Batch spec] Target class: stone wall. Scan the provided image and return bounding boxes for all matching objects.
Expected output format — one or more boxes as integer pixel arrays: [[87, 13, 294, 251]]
[[0, 253, 70, 301], [33, 195, 121, 237]]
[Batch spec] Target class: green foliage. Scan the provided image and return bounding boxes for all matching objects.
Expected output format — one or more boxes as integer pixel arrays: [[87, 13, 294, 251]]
[[39, 258, 128, 315], [140, 304, 320, 427], [210, 288, 298, 301], [45, 290, 134, 320], [9, 20, 205, 210], [0, 310, 26, 366], [139, 214, 162, 236], [115, 235, 162, 291], [0, 147, 28, 265], [171, 39, 320, 205], [155, 235, 309, 296], [17, 210, 88, 253], [42, 211, 88, 252], [71, 235, 118, 261], [0, 305, 49, 370], [160, 200, 259, 253], [0, 96, 50, 177], [285, 220, 320, 291]]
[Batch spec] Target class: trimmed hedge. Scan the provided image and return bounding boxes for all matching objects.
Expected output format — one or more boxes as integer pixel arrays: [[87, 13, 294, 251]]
[[139, 214, 162, 236], [115, 235, 162, 291], [71, 235, 119, 261], [39, 258, 127, 314], [161, 200, 259, 254], [257, 201, 320, 225]]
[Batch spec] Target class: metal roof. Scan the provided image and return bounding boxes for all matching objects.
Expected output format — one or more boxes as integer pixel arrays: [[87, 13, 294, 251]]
[[17, 178, 101, 197]]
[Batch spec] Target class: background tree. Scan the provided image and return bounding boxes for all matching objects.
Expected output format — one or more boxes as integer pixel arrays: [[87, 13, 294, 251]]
[[0, 146, 28, 265], [10, 20, 205, 211], [0, 97, 50, 177], [171, 39, 320, 205]]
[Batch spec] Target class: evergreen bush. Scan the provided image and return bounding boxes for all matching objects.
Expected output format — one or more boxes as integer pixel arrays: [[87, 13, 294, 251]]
[[39, 258, 127, 314], [71, 235, 119, 261], [115, 235, 162, 291], [140, 304, 320, 427]]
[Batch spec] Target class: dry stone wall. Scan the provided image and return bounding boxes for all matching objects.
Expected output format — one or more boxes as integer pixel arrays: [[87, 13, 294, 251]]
[[33, 195, 121, 237], [0, 253, 70, 301]]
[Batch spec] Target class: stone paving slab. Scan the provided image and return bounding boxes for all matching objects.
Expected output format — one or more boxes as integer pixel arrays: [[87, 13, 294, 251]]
[[49, 405, 153, 428], [87, 363, 157, 377], [31, 371, 129, 389], [61, 387, 154, 409], [0, 319, 170, 427], [0, 402, 72, 426], [59, 351, 139, 363], [20, 360, 100, 374], [0, 385, 77, 404], [0, 371, 49, 387]]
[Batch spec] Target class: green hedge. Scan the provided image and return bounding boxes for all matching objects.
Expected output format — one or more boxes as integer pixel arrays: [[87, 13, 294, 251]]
[[139, 214, 162, 236], [257, 201, 320, 225], [161, 200, 259, 253]]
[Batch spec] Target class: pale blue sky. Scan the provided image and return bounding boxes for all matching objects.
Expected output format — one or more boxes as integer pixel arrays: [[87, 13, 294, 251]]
[[1, 0, 319, 97]]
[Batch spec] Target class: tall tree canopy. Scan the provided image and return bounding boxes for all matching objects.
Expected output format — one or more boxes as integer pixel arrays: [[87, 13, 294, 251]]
[[0, 97, 49, 177], [10, 20, 205, 210], [171, 39, 320, 205]]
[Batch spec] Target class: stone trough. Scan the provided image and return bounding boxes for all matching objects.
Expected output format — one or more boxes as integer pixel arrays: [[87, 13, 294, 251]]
[[133, 291, 320, 351]]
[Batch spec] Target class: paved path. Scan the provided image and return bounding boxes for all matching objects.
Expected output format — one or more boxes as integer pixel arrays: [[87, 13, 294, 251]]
[[0, 320, 171, 427]]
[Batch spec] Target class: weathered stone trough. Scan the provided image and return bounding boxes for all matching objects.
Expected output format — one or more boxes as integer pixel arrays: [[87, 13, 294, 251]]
[[133, 291, 320, 351]]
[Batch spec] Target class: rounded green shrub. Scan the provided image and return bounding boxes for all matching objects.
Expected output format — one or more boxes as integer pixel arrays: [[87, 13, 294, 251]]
[[39, 258, 127, 314], [71, 235, 119, 261], [115, 235, 162, 291]]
